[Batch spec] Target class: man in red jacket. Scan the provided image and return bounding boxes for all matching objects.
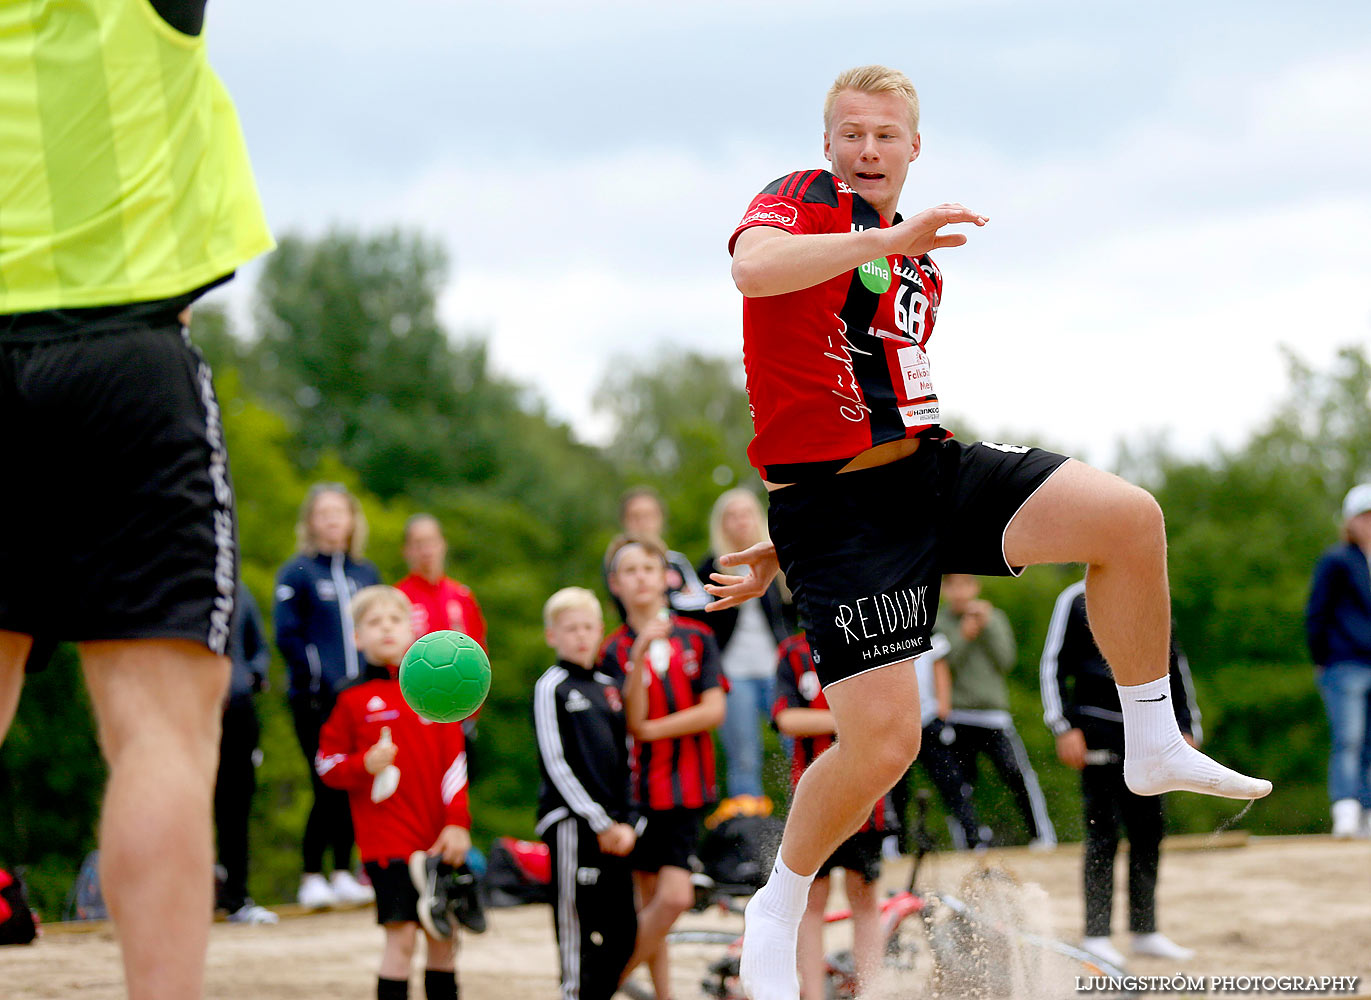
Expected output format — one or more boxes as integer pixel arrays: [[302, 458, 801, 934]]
[[316, 586, 472, 1000], [396, 515, 486, 649]]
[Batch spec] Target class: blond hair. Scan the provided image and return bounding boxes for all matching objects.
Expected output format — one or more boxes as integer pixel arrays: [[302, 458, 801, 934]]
[[295, 482, 369, 560], [709, 488, 769, 576], [824, 65, 920, 135], [350, 585, 412, 625], [542, 587, 603, 630]]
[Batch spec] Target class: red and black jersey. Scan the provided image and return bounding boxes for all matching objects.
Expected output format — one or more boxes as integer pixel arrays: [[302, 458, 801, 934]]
[[772, 634, 893, 832], [729, 169, 946, 482], [316, 663, 471, 863], [598, 616, 724, 812]]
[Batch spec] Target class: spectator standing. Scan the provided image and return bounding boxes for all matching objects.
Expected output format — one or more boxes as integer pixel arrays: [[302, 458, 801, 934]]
[[772, 633, 890, 999], [534, 588, 639, 1000], [602, 535, 726, 1000], [316, 586, 472, 1000], [1306, 483, 1371, 838], [606, 487, 711, 622], [934, 574, 1055, 847], [214, 582, 278, 924], [274, 483, 381, 908], [698, 489, 791, 798], [1041, 577, 1200, 965], [396, 514, 487, 649]]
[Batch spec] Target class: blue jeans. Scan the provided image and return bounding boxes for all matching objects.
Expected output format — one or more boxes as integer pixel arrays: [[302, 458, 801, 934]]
[[1316, 661, 1371, 806], [720, 676, 775, 798]]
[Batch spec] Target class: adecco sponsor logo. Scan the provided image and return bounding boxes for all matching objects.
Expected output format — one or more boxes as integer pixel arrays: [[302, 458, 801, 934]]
[[741, 201, 798, 228]]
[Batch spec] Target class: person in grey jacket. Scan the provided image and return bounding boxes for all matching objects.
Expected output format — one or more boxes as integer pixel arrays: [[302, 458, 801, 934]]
[[1306, 483, 1371, 838]]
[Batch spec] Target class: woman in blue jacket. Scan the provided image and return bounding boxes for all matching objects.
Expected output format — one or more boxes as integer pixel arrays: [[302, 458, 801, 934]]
[[274, 483, 380, 907], [1306, 483, 1371, 838]]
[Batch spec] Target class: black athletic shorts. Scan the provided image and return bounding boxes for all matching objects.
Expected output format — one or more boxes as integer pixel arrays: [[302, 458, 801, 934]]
[[818, 829, 882, 883], [768, 438, 1069, 689], [0, 311, 237, 655], [365, 858, 420, 925], [631, 806, 705, 873]]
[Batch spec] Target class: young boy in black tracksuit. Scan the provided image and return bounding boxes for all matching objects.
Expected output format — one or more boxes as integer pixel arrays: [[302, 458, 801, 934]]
[[1040, 578, 1200, 967], [534, 588, 640, 1000]]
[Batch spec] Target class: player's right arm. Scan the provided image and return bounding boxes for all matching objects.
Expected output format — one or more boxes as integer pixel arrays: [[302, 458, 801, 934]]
[[731, 203, 987, 298], [315, 695, 371, 790]]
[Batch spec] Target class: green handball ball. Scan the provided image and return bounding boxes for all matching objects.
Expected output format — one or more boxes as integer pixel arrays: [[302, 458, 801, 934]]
[[399, 630, 491, 723]]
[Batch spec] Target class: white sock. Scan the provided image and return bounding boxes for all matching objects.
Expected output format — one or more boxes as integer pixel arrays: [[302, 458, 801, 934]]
[[740, 857, 814, 1000], [1118, 677, 1272, 799]]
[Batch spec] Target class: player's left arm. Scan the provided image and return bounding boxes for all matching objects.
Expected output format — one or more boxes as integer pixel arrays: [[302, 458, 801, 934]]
[[315, 698, 370, 790], [985, 608, 1017, 672]]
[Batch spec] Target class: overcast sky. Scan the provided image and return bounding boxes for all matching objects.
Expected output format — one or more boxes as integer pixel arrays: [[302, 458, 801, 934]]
[[204, 0, 1370, 467]]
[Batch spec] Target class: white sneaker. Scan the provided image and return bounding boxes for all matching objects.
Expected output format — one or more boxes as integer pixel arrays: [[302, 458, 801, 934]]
[[1331, 799, 1362, 839], [1081, 936, 1127, 970], [330, 869, 375, 905], [1132, 932, 1195, 961], [297, 872, 337, 909], [227, 902, 280, 925], [1027, 837, 1057, 853]]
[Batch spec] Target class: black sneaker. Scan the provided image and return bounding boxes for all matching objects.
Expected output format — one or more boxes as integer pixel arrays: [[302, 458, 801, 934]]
[[448, 864, 486, 934], [408, 852, 454, 939]]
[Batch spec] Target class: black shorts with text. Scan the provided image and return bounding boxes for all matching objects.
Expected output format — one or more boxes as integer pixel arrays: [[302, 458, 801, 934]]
[[0, 315, 237, 654], [767, 438, 1068, 689]]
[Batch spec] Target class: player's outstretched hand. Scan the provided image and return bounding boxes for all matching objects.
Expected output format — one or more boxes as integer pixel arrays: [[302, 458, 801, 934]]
[[430, 824, 472, 866], [887, 203, 987, 258], [704, 541, 780, 611]]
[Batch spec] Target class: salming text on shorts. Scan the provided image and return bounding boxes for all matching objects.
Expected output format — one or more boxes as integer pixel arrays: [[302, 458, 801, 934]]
[[0, 316, 237, 653], [768, 438, 1068, 688]]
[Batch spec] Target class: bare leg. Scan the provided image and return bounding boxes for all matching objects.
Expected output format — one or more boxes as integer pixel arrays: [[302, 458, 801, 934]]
[[742, 661, 922, 1000], [81, 639, 229, 1000], [0, 631, 31, 741], [797, 877, 830, 1000], [1004, 460, 1168, 685], [1005, 460, 1270, 799], [424, 928, 456, 972], [379, 922, 418, 980], [622, 866, 692, 998], [844, 873, 881, 994]]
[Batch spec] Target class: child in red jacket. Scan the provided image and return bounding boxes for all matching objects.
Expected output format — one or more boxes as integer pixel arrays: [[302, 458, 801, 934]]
[[316, 585, 473, 1000]]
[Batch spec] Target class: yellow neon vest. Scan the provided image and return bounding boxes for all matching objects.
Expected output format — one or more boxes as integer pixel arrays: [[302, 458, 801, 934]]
[[0, 0, 274, 312]]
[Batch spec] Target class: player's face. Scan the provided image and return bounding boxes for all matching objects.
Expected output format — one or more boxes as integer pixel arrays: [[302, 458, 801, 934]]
[[356, 603, 414, 666], [609, 545, 668, 611], [404, 518, 447, 579], [546, 607, 604, 667], [622, 496, 664, 540], [310, 491, 353, 554], [824, 89, 920, 220], [1349, 510, 1371, 548], [721, 496, 762, 550]]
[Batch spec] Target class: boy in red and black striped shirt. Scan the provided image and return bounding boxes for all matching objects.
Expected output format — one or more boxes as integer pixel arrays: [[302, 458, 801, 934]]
[[772, 634, 887, 1000], [600, 535, 726, 1000]]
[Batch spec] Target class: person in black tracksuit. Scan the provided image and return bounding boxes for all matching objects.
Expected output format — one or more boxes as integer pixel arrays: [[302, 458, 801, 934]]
[[534, 588, 640, 1000], [214, 583, 276, 922], [1040, 578, 1200, 963]]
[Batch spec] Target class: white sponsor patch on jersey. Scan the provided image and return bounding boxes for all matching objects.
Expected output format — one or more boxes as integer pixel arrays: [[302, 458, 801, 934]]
[[564, 690, 592, 713]]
